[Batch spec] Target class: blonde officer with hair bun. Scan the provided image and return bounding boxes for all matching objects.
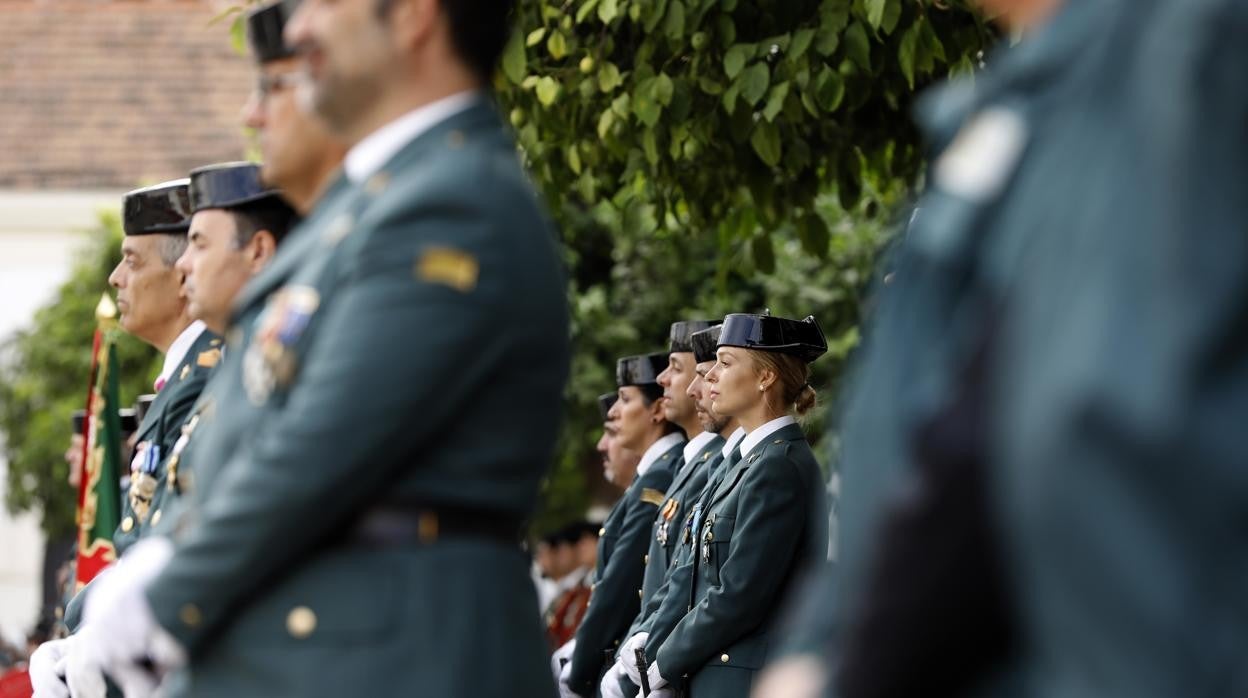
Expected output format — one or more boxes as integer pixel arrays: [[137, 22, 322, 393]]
[[637, 313, 829, 698]]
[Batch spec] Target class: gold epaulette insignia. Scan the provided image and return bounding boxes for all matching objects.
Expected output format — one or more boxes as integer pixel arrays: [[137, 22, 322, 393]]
[[197, 348, 222, 368], [416, 246, 479, 293], [640, 488, 665, 506]]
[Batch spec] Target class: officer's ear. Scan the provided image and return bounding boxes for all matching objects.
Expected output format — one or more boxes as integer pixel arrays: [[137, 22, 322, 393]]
[[387, 0, 440, 52], [244, 230, 279, 274]]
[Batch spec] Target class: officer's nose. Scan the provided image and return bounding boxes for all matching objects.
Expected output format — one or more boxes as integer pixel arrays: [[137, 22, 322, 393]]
[[241, 90, 264, 130]]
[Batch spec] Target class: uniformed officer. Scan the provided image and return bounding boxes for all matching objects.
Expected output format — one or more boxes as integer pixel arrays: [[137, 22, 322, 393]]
[[240, 0, 346, 214], [562, 353, 685, 697], [73, 0, 570, 693], [29, 180, 223, 697], [638, 313, 829, 698]]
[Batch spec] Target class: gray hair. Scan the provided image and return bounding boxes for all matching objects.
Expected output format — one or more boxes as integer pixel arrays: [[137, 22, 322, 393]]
[[158, 233, 189, 268]]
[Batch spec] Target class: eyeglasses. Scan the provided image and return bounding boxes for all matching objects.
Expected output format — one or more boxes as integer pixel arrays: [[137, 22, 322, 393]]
[[255, 71, 303, 100]]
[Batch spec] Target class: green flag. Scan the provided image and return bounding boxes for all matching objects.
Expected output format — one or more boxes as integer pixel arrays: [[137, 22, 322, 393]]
[[75, 294, 123, 590]]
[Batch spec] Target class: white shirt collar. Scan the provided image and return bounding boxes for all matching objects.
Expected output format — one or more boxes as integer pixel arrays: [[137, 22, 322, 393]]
[[637, 432, 686, 477], [739, 415, 798, 461], [682, 431, 718, 466], [722, 427, 746, 459], [344, 91, 482, 184], [156, 320, 207, 389]]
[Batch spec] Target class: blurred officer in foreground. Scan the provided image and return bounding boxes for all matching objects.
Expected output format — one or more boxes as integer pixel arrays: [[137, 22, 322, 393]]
[[759, 0, 1248, 697], [72, 0, 570, 693], [241, 0, 346, 215]]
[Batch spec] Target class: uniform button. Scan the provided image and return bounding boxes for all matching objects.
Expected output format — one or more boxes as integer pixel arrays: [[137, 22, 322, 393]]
[[121, 516, 134, 533], [638, 589, 643, 599], [772, 439, 784, 444], [151, 509, 162, 527], [644, 554, 649, 565], [286, 606, 317, 639], [179, 604, 202, 627], [721, 653, 730, 663], [180, 365, 190, 380], [598, 527, 606, 536]]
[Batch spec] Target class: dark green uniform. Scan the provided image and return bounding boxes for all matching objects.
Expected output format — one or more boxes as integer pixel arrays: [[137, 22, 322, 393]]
[[566, 433, 682, 696], [655, 424, 827, 697], [142, 100, 570, 697]]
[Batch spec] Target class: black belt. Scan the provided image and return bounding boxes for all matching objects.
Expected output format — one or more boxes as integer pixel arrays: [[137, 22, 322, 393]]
[[350, 505, 524, 546]]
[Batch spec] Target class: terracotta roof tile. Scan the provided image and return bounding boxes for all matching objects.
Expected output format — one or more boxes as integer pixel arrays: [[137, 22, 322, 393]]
[[0, 0, 255, 189]]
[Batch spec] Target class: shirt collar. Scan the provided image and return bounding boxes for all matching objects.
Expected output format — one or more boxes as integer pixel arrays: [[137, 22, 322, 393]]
[[739, 415, 798, 460], [344, 91, 482, 184], [722, 427, 746, 459], [637, 432, 686, 477], [682, 431, 718, 465], [156, 320, 207, 389]]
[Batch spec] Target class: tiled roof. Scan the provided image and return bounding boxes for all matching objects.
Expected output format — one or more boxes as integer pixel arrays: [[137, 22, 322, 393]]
[[0, 0, 254, 189]]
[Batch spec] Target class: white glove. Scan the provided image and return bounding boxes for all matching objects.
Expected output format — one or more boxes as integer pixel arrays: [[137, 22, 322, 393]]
[[646, 660, 669, 691], [551, 638, 576, 684], [619, 632, 649, 685], [28, 637, 72, 698], [64, 626, 107, 698], [79, 537, 187, 697], [556, 658, 582, 698], [599, 662, 628, 698], [631, 689, 674, 698]]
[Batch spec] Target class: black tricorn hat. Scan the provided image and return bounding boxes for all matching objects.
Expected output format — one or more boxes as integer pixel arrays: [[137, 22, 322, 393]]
[[119, 408, 138, 434], [134, 394, 157, 425], [718, 313, 828, 363], [597, 392, 618, 420], [123, 179, 192, 236], [71, 409, 86, 435], [189, 162, 285, 213], [669, 320, 718, 354], [690, 324, 722, 364], [247, 1, 297, 63], [616, 353, 667, 387]]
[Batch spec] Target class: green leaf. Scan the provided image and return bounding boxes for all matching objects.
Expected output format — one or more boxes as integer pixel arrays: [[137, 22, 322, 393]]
[[721, 82, 741, 113], [611, 93, 631, 117], [576, 0, 601, 23], [899, 20, 920, 87], [547, 32, 568, 59], [664, 0, 686, 40], [724, 45, 749, 79], [644, 0, 669, 32], [501, 29, 527, 85], [750, 120, 782, 166], [919, 16, 947, 62], [844, 22, 870, 71], [526, 27, 548, 47], [597, 62, 623, 92], [599, 0, 619, 24], [698, 76, 724, 95], [653, 73, 675, 106], [642, 129, 660, 165], [634, 90, 663, 127], [229, 15, 246, 55], [597, 109, 616, 139], [864, 0, 886, 30], [763, 81, 790, 122], [740, 62, 770, 106], [813, 67, 845, 111], [797, 212, 830, 257], [751, 234, 776, 273], [536, 76, 560, 106], [789, 29, 815, 60], [567, 146, 583, 174], [881, 0, 902, 34]]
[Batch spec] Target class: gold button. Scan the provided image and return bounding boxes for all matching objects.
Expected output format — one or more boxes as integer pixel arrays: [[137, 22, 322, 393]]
[[773, 439, 784, 444], [638, 589, 643, 599], [121, 516, 134, 533], [598, 527, 606, 536], [720, 653, 730, 663], [644, 554, 649, 565], [286, 606, 317, 639], [180, 365, 190, 380], [151, 509, 162, 527], [179, 604, 202, 627]]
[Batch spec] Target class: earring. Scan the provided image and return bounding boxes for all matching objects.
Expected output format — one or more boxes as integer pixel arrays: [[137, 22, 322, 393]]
[[758, 385, 765, 392]]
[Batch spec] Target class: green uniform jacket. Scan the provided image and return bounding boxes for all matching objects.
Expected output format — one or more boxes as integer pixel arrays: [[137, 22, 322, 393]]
[[566, 439, 681, 696], [143, 100, 570, 697], [64, 328, 220, 632], [655, 424, 827, 698]]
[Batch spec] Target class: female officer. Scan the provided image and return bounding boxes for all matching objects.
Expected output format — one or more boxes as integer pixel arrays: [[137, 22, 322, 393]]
[[637, 313, 828, 698]]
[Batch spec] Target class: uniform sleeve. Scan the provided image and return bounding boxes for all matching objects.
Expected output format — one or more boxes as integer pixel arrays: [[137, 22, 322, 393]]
[[144, 200, 504, 652], [655, 457, 806, 679], [566, 469, 669, 694]]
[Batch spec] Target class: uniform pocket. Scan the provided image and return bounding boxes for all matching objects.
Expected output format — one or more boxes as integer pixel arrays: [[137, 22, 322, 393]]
[[702, 514, 736, 587]]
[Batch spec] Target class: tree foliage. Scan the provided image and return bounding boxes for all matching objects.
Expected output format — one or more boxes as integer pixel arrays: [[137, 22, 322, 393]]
[[0, 214, 160, 537]]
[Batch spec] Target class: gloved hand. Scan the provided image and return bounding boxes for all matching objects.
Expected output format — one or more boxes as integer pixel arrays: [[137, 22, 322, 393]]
[[28, 637, 72, 698], [599, 661, 628, 698], [752, 655, 828, 698], [79, 537, 187, 697], [64, 626, 107, 698], [556, 658, 582, 698], [619, 632, 649, 685], [551, 638, 576, 684], [646, 660, 669, 691], [631, 688, 674, 698]]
